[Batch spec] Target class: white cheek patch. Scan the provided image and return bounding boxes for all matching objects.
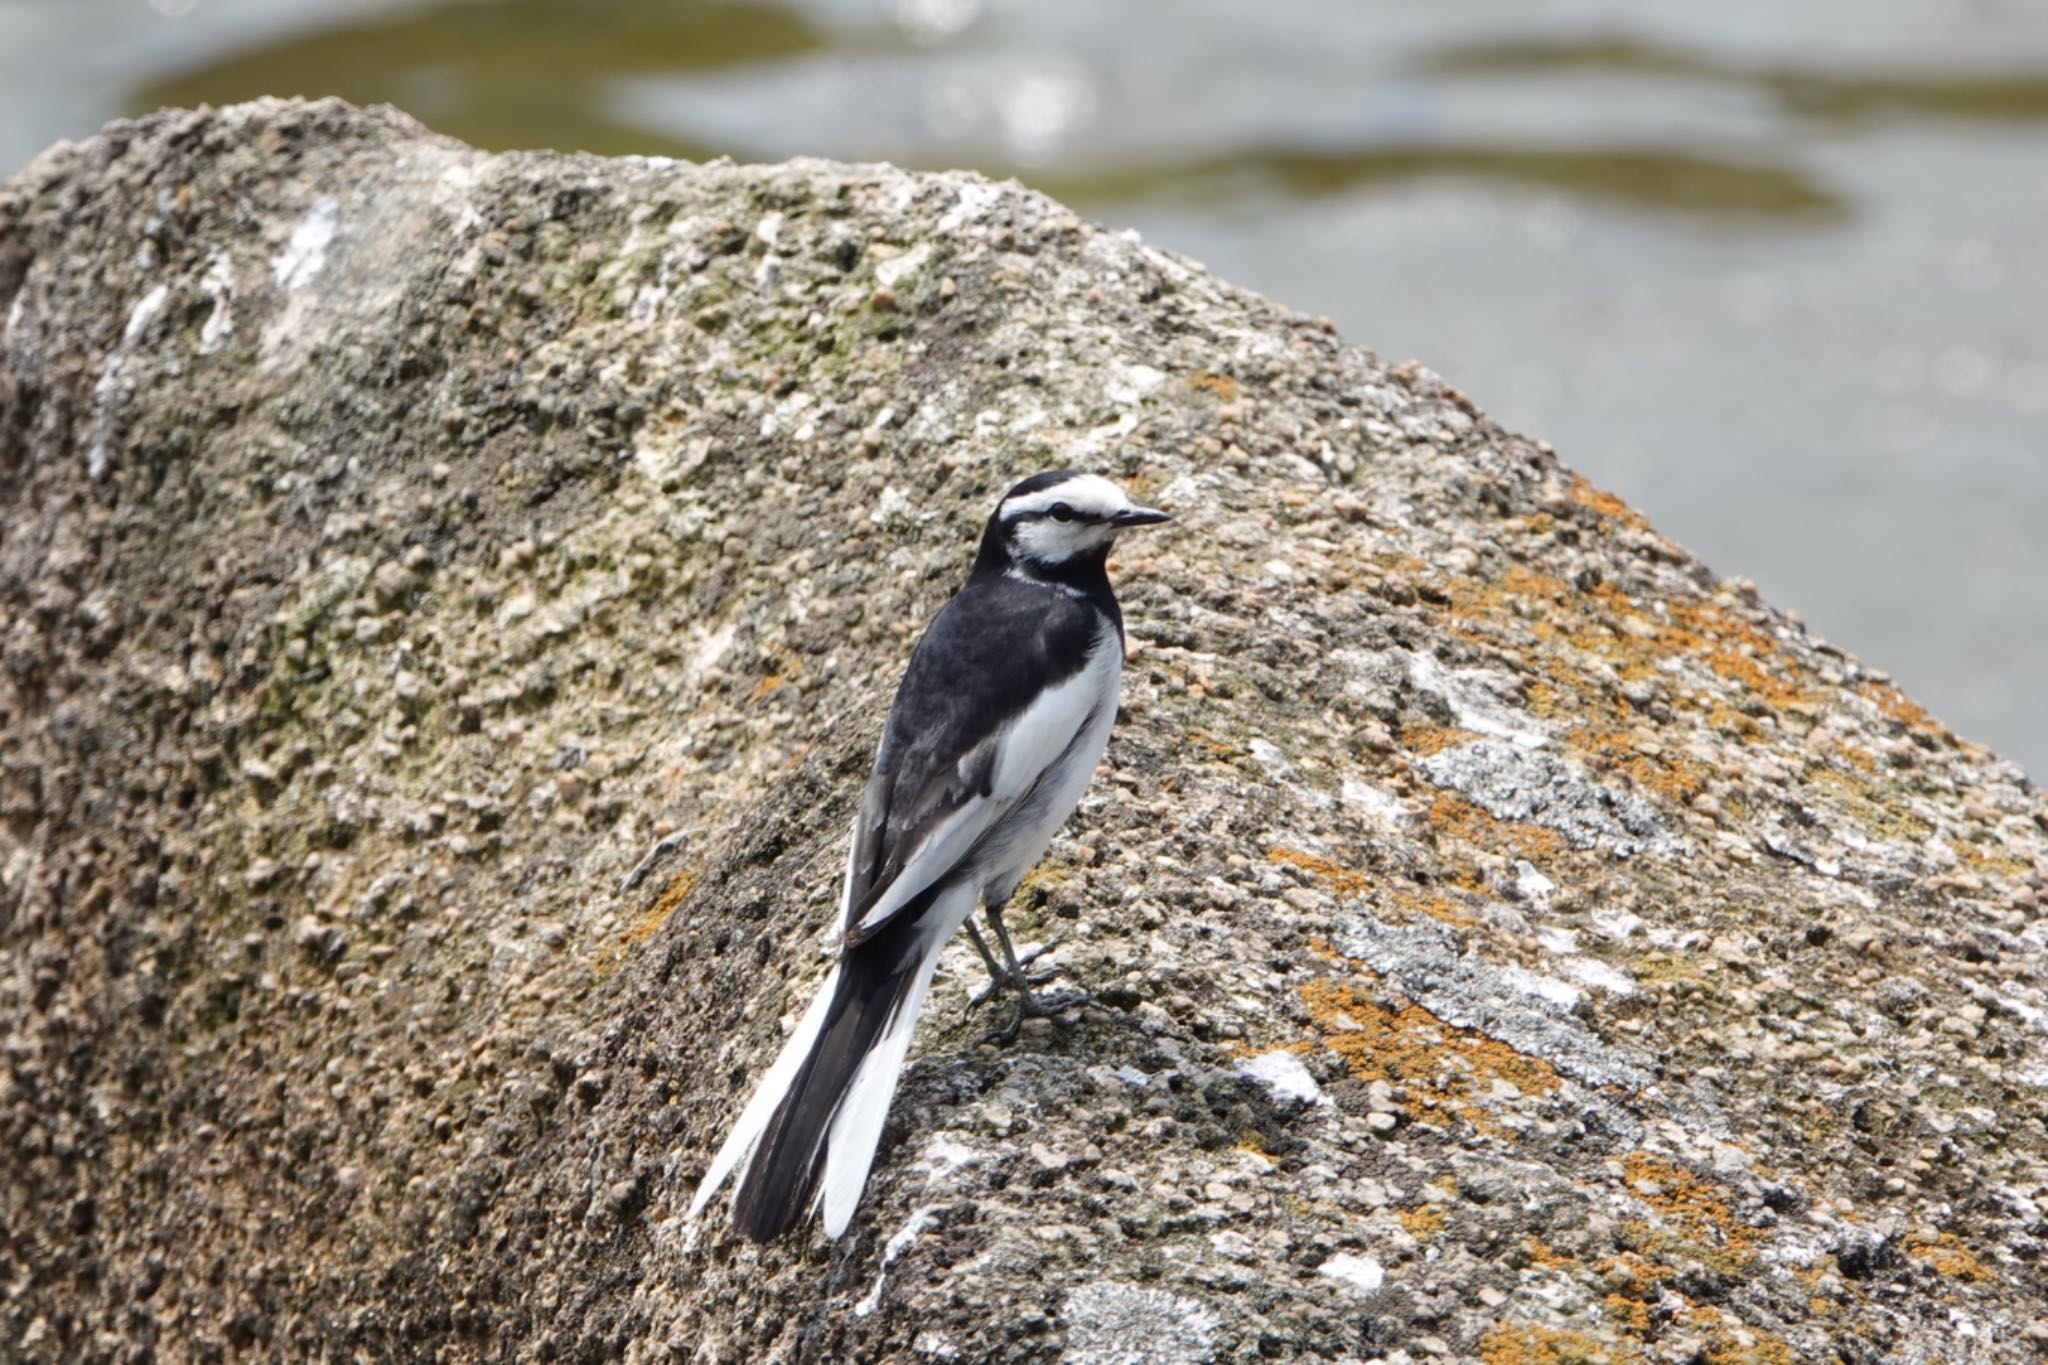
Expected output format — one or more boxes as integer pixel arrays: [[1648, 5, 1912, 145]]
[[1014, 519, 1113, 564]]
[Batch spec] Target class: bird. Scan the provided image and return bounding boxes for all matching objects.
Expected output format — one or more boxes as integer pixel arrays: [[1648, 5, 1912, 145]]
[[686, 469, 1170, 1243]]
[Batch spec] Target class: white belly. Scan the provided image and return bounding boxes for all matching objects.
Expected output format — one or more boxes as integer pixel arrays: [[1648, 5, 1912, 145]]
[[975, 640, 1121, 906]]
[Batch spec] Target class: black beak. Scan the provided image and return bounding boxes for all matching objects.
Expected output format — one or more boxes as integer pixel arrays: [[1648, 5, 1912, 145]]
[[1112, 505, 1172, 527]]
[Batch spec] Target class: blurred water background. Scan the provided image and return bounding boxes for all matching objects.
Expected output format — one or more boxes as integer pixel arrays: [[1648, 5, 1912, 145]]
[[5, 0, 2045, 776]]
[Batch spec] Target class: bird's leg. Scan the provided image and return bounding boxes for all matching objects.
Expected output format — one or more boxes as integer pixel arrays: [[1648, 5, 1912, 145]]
[[984, 902, 1062, 983], [962, 921, 1011, 1014], [972, 897, 1087, 1044], [962, 919, 1053, 1017]]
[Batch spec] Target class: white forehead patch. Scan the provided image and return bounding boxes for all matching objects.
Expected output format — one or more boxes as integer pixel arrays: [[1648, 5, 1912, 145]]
[[1000, 473, 1131, 522]]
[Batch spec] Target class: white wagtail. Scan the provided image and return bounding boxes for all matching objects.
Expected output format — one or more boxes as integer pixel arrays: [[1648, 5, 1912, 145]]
[[687, 470, 1170, 1242]]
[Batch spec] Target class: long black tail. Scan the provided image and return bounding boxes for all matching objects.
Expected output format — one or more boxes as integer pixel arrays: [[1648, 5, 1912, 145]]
[[688, 897, 950, 1242], [728, 946, 918, 1240]]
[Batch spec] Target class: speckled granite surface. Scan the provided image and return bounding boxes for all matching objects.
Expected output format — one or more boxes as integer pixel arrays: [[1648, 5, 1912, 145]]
[[3, 99, 2045, 1363]]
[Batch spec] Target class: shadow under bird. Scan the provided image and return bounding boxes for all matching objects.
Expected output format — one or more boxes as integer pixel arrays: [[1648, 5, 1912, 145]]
[[687, 470, 1171, 1242]]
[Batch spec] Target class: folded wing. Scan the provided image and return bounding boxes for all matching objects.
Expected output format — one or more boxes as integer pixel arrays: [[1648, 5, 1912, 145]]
[[841, 581, 1108, 946]]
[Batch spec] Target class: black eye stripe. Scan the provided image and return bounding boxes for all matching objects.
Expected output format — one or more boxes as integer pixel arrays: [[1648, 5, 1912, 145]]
[[1048, 502, 1076, 522]]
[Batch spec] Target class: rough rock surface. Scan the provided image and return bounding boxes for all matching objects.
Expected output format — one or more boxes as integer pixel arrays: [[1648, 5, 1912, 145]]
[[4, 100, 2047, 1363]]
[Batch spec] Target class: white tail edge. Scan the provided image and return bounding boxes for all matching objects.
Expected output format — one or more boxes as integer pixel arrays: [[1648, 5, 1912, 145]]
[[685, 962, 843, 1223], [818, 949, 944, 1239]]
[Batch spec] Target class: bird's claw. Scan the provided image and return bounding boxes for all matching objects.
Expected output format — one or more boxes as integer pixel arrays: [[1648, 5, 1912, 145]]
[[963, 964, 1061, 1017], [976, 984, 1091, 1046], [962, 921, 1086, 1041]]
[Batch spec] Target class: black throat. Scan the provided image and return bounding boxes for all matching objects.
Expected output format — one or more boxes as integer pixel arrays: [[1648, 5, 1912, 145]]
[[969, 513, 1123, 633]]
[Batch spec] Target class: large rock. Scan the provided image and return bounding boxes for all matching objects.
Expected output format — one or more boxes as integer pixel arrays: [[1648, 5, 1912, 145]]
[[3, 99, 2045, 1362]]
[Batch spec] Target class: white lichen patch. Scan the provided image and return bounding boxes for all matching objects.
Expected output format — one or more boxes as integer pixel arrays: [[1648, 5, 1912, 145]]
[[1340, 779, 1414, 827], [1246, 738, 1331, 808], [197, 250, 236, 355], [1316, 1253, 1384, 1295], [1511, 859, 1557, 910], [1105, 363, 1167, 407], [272, 195, 339, 291], [1336, 911, 1653, 1091], [1062, 1281, 1220, 1365], [853, 1203, 940, 1318], [1234, 1050, 1328, 1107], [1417, 740, 1679, 857], [1247, 738, 1292, 781], [1563, 956, 1638, 997], [87, 283, 171, 479], [938, 180, 1004, 233], [1404, 649, 1549, 748], [1501, 965, 1584, 1011], [122, 283, 169, 346], [911, 1133, 985, 1185], [874, 241, 932, 289]]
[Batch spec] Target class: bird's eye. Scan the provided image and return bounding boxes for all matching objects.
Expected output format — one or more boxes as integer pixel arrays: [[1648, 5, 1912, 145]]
[[1049, 503, 1075, 523]]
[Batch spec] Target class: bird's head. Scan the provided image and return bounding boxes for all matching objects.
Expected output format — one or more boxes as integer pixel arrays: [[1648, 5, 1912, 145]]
[[977, 470, 1171, 579]]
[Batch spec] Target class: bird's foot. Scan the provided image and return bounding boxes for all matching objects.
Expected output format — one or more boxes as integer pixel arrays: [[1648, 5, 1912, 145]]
[[964, 962, 1063, 1016], [977, 983, 1092, 1047], [963, 923, 1061, 1009], [963, 921, 1087, 1042]]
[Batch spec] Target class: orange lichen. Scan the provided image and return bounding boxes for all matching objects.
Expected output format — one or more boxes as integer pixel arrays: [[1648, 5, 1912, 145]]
[[1301, 976, 1560, 1133], [1905, 1233, 1991, 1282], [1620, 1153, 1758, 1264], [1599, 1250, 1677, 1296], [1396, 1203, 1446, 1239], [1401, 722, 1477, 756], [1567, 476, 1654, 534], [1443, 550, 1830, 749], [1706, 1337, 1797, 1365], [1858, 679, 1946, 737], [746, 658, 802, 703], [1699, 701, 1767, 743], [1190, 371, 1241, 400], [1427, 793, 1567, 863], [594, 868, 696, 977], [1661, 599, 1816, 713], [1681, 1307, 1799, 1365], [1591, 1250, 1679, 1337], [1958, 845, 2029, 879], [1521, 677, 1569, 720], [1602, 1294, 1651, 1334], [1266, 847, 1369, 897], [1478, 1323, 1640, 1365], [1500, 563, 1575, 605], [1576, 727, 1710, 805], [1391, 884, 1476, 927], [1184, 730, 1245, 761]]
